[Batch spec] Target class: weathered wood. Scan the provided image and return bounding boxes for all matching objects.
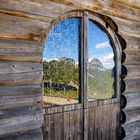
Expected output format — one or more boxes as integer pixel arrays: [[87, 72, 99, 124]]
[[0, 12, 48, 29], [124, 65, 140, 78], [0, 13, 48, 40], [0, 85, 42, 109], [124, 52, 140, 65], [43, 102, 119, 140], [122, 35, 140, 52], [122, 120, 140, 138], [87, 103, 119, 140], [124, 79, 140, 92], [0, 38, 43, 53], [0, 129, 43, 140], [123, 92, 140, 109], [0, 71, 43, 86], [111, 16, 140, 38], [0, 105, 43, 135], [0, 0, 76, 20], [0, 52, 42, 62], [123, 107, 140, 124], [48, 0, 140, 22], [43, 105, 83, 140], [0, 38, 43, 62], [123, 133, 140, 140], [0, 62, 42, 74]]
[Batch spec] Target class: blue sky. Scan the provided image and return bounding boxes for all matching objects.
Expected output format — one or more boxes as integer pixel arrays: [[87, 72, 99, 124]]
[[43, 18, 114, 69]]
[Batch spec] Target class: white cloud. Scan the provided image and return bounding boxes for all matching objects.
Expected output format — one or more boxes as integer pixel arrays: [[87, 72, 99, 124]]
[[99, 53, 113, 63], [98, 53, 114, 69], [96, 41, 110, 49], [43, 57, 58, 62]]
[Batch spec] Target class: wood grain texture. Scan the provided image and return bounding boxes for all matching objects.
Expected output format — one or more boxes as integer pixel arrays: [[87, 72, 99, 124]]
[[123, 107, 140, 124], [124, 65, 140, 79], [43, 104, 83, 140], [123, 133, 140, 140], [0, 105, 43, 135], [0, 85, 42, 109], [48, 0, 140, 22], [124, 79, 140, 92], [124, 52, 140, 65], [0, 70, 43, 86], [43, 102, 119, 140], [0, 12, 48, 40], [122, 120, 140, 138], [0, 62, 42, 74], [111, 16, 140, 38], [123, 92, 140, 109], [0, 38, 43, 53], [0, 129, 43, 140]]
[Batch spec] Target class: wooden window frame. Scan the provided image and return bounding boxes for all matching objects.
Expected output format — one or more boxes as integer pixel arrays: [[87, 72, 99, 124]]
[[43, 10, 122, 106]]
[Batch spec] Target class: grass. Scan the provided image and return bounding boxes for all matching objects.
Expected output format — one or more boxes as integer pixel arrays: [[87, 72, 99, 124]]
[[43, 88, 79, 99], [44, 88, 113, 100]]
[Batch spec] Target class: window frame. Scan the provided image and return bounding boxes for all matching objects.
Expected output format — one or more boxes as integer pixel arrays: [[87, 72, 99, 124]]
[[43, 11, 122, 106]]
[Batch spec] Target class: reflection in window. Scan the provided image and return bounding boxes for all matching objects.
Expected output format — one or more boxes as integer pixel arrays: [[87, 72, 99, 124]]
[[43, 18, 80, 107], [88, 20, 115, 99]]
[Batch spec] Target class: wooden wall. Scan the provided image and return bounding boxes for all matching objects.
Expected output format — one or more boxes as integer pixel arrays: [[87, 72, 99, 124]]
[[0, 0, 140, 139], [43, 102, 119, 140]]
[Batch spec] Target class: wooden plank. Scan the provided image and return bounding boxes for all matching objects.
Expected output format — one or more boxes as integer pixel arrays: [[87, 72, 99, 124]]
[[0, 105, 43, 135], [124, 52, 140, 65], [0, 70, 43, 86], [124, 65, 140, 79], [63, 110, 70, 140], [56, 108, 63, 140], [124, 92, 140, 109], [122, 35, 140, 52], [122, 120, 140, 138], [123, 134, 140, 140], [111, 16, 140, 38], [0, 38, 43, 53], [78, 106, 83, 140], [124, 79, 140, 92], [0, 85, 42, 109], [71, 109, 78, 140], [49, 0, 140, 22], [43, 115, 51, 140], [123, 107, 140, 124], [50, 109, 56, 140], [0, 12, 48, 30], [0, 62, 42, 74], [0, 13, 48, 40], [0, 0, 75, 19], [0, 52, 42, 62], [0, 9, 52, 23], [0, 128, 43, 140]]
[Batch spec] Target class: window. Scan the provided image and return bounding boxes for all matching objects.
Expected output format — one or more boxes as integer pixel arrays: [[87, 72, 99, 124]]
[[88, 20, 115, 100], [43, 12, 121, 107], [43, 18, 80, 107]]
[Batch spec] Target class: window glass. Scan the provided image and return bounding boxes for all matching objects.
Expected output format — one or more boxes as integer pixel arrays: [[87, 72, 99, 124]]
[[43, 18, 80, 107], [88, 20, 115, 99]]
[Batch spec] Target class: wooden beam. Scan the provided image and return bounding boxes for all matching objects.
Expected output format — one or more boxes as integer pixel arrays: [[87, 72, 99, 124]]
[[48, 0, 140, 22], [0, 129, 43, 140], [0, 85, 42, 109], [124, 92, 140, 109], [0, 105, 43, 135]]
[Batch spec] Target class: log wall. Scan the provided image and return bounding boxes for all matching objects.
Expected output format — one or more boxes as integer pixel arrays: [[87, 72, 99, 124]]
[[0, 0, 140, 139]]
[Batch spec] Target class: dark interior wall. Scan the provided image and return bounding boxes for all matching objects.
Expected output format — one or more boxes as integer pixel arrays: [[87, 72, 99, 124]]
[[0, 0, 139, 139]]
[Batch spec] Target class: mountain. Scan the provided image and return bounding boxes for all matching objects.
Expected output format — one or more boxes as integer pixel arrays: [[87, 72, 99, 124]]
[[88, 58, 105, 71]]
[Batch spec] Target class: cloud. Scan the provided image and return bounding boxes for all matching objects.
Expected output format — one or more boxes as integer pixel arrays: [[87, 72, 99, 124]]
[[99, 53, 113, 63], [96, 41, 110, 49], [98, 53, 114, 69], [43, 57, 58, 62]]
